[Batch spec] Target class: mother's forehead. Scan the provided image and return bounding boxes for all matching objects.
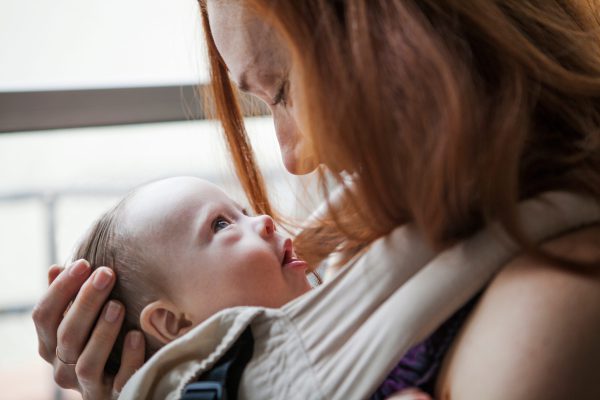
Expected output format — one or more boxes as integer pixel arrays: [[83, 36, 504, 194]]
[[206, 0, 287, 89], [206, 0, 270, 57]]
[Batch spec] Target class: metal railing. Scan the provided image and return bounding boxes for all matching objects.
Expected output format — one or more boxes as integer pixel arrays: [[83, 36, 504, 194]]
[[0, 84, 269, 133]]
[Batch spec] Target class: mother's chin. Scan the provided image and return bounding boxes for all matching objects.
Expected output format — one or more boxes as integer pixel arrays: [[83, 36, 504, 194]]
[[279, 143, 319, 175], [283, 155, 319, 175]]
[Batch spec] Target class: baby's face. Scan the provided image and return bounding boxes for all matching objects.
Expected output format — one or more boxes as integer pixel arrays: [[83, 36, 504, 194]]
[[122, 177, 312, 324]]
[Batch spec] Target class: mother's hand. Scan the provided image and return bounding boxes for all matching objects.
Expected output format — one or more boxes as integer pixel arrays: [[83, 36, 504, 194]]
[[32, 260, 145, 399]]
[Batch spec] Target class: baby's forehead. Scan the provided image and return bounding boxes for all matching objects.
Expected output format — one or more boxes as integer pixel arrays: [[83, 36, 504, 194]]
[[122, 177, 234, 232], [138, 177, 228, 202]]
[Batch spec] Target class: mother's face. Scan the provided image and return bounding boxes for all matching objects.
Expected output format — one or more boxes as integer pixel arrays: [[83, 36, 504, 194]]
[[207, 1, 317, 175]]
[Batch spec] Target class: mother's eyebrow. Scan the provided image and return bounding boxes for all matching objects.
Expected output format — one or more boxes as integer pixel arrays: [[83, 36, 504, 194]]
[[234, 70, 282, 95], [233, 72, 252, 93]]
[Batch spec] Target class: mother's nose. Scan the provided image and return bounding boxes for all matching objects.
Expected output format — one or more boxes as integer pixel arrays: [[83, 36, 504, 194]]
[[253, 214, 275, 238]]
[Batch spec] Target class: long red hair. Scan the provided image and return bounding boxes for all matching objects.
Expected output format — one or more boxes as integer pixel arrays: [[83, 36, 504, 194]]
[[199, 0, 600, 268]]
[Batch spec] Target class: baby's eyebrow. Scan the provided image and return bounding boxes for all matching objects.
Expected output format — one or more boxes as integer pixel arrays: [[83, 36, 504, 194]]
[[195, 204, 214, 243], [233, 201, 249, 215], [226, 198, 248, 215]]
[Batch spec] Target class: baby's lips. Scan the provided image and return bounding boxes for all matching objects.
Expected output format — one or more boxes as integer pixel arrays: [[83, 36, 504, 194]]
[[281, 238, 294, 265], [281, 238, 309, 270]]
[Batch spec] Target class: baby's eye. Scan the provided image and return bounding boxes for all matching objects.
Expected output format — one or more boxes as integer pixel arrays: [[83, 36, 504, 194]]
[[212, 216, 231, 233]]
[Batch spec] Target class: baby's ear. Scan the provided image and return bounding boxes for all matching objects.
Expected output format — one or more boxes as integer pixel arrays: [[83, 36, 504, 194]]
[[140, 300, 193, 344]]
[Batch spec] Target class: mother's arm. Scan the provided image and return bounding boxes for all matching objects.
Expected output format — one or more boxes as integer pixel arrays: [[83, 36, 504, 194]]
[[32, 260, 145, 399], [435, 226, 600, 400]]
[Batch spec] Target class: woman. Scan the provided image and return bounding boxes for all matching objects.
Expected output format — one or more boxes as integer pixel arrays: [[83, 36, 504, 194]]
[[33, 1, 600, 399]]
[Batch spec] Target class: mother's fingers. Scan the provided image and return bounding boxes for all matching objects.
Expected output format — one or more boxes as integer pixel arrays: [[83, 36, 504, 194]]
[[56, 267, 116, 364], [32, 259, 92, 362], [48, 264, 64, 285], [113, 331, 145, 393], [53, 358, 79, 390], [75, 301, 124, 387]]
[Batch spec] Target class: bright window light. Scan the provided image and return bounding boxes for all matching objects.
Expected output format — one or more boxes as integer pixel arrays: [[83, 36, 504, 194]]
[[0, 0, 207, 91]]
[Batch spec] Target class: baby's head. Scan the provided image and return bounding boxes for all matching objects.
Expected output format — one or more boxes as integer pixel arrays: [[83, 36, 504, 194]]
[[73, 176, 312, 373]]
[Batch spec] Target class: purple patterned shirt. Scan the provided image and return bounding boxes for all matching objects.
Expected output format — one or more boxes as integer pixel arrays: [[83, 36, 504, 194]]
[[370, 294, 481, 399]]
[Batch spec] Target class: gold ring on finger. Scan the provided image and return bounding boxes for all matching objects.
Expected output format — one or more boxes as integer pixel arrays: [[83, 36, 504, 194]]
[[55, 348, 78, 366]]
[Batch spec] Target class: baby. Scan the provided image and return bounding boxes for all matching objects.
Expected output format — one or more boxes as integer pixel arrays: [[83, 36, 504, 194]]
[[71, 176, 312, 373]]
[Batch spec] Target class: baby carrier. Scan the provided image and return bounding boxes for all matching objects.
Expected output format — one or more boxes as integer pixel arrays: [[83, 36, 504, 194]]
[[119, 192, 600, 400], [180, 327, 254, 400]]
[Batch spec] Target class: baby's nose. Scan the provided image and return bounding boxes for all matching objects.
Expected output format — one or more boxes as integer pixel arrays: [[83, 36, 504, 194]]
[[255, 214, 275, 238]]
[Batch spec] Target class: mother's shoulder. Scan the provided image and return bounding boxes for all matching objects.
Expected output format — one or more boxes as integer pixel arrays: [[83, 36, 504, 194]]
[[434, 224, 600, 400]]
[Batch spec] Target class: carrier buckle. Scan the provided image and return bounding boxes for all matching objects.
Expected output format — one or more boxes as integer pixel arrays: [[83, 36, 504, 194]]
[[180, 381, 224, 400]]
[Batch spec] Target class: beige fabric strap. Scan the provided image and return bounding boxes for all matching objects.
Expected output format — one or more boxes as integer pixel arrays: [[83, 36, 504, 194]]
[[120, 192, 600, 400]]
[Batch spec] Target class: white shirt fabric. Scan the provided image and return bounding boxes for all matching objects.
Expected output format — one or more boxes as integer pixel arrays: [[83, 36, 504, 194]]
[[119, 192, 600, 400]]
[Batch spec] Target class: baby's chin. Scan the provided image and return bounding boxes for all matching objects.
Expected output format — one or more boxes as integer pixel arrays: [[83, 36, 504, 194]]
[[287, 277, 313, 303]]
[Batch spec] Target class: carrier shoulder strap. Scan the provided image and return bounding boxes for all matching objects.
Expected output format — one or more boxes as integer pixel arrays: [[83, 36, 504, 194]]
[[180, 327, 254, 400]]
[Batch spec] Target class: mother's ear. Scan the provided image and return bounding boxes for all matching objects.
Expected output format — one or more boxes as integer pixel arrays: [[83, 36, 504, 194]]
[[140, 300, 193, 344]]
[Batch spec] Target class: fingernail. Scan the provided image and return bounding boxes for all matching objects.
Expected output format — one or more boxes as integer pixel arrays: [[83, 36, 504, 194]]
[[129, 331, 142, 350], [104, 301, 121, 323], [69, 259, 90, 276], [92, 268, 113, 290]]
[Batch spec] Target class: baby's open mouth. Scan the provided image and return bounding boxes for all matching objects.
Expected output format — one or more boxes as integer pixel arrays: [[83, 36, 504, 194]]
[[281, 239, 308, 270]]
